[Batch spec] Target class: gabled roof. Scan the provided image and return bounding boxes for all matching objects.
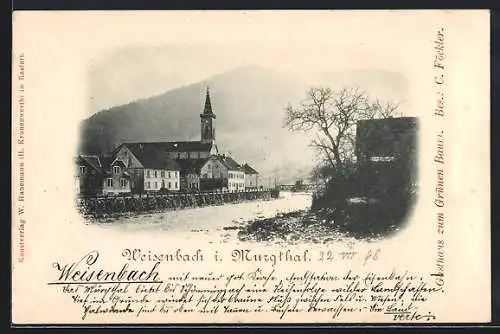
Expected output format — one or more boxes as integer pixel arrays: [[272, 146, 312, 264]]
[[175, 158, 208, 173], [219, 155, 242, 171], [77, 155, 104, 174], [103, 160, 128, 176], [111, 159, 127, 168], [100, 156, 114, 170], [242, 163, 259, 175], [126, 146, 180, 170], [121, 141, 213, 153]]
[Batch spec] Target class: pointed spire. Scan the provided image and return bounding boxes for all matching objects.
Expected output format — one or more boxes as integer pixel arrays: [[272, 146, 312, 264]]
[[203, 86, 213, 115]]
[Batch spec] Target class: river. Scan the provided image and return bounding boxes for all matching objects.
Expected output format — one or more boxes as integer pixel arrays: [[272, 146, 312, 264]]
[[92, 191, 312, 244]]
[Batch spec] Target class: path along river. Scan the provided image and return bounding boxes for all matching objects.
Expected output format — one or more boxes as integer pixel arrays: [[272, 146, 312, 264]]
[[92, 191, 312, 244]]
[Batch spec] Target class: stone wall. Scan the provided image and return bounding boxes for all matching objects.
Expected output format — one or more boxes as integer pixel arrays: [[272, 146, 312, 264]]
[[77, 189, 280, 219]]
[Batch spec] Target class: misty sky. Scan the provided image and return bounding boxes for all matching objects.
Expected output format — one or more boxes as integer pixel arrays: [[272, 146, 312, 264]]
[[88, 44, 410, 114], [80, 11, 423, 114]]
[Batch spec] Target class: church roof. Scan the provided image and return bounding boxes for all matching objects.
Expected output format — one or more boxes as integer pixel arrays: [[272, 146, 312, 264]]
[[123, 144, 180, 170], [175, 158, 208, 173], [121, 141, 213, 153], [242, 163, 259, 175]]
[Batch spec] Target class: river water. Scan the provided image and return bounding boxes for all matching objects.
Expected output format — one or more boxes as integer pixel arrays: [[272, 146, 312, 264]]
[[92, 191, 312, 244]]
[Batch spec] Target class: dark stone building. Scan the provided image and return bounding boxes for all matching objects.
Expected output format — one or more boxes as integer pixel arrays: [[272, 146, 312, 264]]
[[355, 116, 419, 199]]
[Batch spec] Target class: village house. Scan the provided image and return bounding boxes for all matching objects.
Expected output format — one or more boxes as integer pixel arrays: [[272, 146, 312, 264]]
[[112, 144, 181, 193], [102, 158, 130, 195], [144, 165, 180, 193], [222, 156, 245, 192], [175, 159, 207, 191], [199, 155, 226, 191], [75, 155, 106, 196], [242, 163, 259, 190], [199, 154, 245, 192]]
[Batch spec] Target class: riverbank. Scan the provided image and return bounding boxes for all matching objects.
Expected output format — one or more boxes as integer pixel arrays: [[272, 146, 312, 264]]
[[87, 192, 312, 244], [236, 200, 411, 243], [83, 191, 408, 244], [78, 189, 280, 219]]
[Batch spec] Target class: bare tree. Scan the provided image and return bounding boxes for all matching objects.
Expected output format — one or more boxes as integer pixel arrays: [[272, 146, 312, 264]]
[[284, 86, 401, 176]]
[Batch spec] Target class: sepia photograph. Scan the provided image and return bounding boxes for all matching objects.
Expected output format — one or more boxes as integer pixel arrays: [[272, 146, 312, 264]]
[[75, 44, 419, 244], [11, 10, 489, 324]]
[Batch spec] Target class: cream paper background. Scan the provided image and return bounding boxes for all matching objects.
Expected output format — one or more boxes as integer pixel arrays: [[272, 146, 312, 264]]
[[11, 10, 490, 324]]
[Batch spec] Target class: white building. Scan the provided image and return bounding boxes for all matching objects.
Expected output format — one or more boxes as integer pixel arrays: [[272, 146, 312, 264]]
[[242, 163, 259, 190], [144, 168, 180, 192], [199, 154, 245, 192], [112, 144, 181, 193]]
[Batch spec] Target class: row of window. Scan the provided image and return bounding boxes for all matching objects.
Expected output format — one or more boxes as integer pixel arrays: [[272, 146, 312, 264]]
[[80, 165, 122, 175], [106, 178, 128, 188], [146, 170, 179, 178], [228, 182, 244, 188], [201, 172, 224, 179], [200, 173, 247, 180], [146, 181, 178, 189], [228, 172, 244, 179], [206, 164, 219, 170], [82, 166, 248, 182], [169, 152, 205, 159]]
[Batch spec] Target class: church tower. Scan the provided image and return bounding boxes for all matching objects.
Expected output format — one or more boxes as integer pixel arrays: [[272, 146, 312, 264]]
[[200, 87, 216, 144]]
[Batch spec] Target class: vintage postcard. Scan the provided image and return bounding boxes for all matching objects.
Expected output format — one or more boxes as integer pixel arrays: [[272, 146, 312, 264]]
[[11, 10, 490, 324]]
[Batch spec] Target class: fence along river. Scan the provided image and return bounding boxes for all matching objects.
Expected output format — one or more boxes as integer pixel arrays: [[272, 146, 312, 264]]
[[77, 189, 280, 219]]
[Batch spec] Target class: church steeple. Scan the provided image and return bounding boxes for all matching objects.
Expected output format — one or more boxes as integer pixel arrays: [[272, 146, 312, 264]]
[[200, 87, 216, 144], [203, 87, 214, 116]]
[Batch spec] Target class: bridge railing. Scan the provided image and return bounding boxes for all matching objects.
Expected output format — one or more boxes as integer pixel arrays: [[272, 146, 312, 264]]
[[278, 184, 318, 191]]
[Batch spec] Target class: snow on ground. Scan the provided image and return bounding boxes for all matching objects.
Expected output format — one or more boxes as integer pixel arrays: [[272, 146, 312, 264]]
[[91, 191, 312, 244]]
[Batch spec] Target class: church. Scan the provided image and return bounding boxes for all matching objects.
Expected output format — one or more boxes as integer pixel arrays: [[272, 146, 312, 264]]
[[101, 88, 259, 194]]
